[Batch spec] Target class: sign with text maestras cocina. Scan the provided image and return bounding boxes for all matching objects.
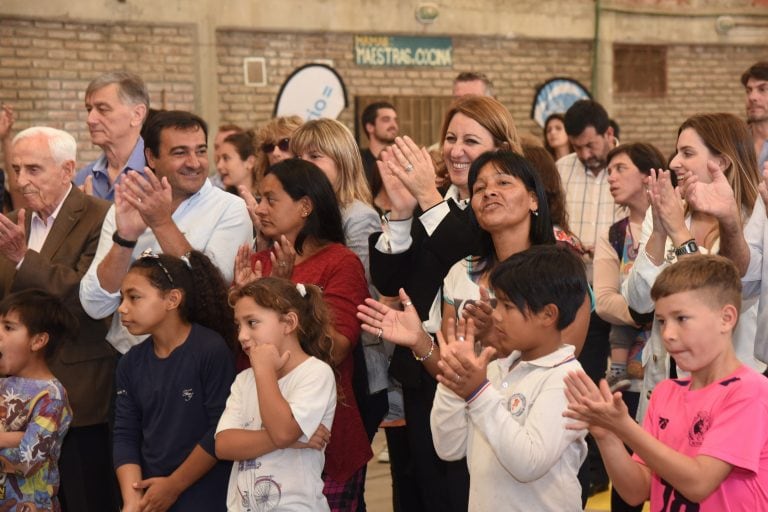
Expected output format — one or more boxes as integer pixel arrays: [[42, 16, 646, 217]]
[[354, 35, 452, 67]]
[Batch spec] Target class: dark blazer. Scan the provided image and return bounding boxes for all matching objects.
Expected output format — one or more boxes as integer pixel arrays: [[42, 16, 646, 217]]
[[0, 185, 117, 427], [369, 197, 478, 387]]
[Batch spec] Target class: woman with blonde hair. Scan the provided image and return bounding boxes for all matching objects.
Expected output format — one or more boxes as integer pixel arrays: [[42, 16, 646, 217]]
[[254, 115, 304, 179], [369, 95, 523, 512], [624, 112, 764, 422], [290, 118, 380, 279]]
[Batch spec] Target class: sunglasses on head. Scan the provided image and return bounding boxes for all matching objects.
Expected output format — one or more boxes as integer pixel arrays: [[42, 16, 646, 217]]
[[261, 138, 290, 154]]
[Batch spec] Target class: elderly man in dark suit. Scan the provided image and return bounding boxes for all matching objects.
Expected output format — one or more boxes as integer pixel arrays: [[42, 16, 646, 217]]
[[1, 126, 117, 511]]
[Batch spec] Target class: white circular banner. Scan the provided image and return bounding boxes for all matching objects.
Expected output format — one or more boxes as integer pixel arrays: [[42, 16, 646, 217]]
[[273, 63, 348, 120]]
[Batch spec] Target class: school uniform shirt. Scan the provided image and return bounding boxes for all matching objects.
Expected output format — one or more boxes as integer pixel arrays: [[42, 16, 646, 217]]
[[216, 357, 337, 511], [635, 365, 768, 511], [113, 323, 235, 511], [430, 345, 587, 511]]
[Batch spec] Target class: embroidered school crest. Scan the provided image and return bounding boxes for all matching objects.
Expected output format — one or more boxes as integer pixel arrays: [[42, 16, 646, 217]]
[[688, 411, 711, 447], [506, 393, 527, 416]]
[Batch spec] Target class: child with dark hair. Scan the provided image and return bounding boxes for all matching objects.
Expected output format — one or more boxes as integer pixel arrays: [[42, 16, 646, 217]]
[[0, 289, 76, 510], [566, 255, 768, 509], [358, 244, 589, 510], [216, 278, 337, 511], [113, 250, 236, 512]]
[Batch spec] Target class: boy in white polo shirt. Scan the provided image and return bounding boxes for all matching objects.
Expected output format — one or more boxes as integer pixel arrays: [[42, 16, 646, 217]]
[[430, 245, 588, 511]]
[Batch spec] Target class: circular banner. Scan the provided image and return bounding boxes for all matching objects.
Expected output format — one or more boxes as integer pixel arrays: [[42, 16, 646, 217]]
[[530, 77, 592, 128], [273, 63, 348, 120]]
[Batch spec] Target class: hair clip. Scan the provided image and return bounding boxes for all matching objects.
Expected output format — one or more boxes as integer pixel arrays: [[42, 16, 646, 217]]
[[296, 283, 307, 297], [180, 252, 192, 270], [138, 248, 174, 285]]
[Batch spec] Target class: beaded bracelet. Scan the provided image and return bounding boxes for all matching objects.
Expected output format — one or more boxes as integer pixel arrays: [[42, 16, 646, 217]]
[[412, 332, 436, 362]]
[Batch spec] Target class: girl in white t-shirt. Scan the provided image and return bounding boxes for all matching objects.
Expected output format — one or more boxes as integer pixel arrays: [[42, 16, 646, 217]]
[[216, 277, 337, 511]]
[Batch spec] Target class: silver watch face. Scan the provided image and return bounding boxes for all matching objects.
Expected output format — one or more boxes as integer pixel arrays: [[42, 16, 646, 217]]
[[676, 240, 698, 255]]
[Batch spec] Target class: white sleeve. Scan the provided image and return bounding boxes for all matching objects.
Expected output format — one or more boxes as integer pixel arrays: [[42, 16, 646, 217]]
[[79, 205, 122, 319], [199, 199, 252, 283], [622, 209, 667, 314], [418, 201, 450, 237], [466, 370, 586, 482], [374, 216, 413, 254], [743, 197, 765, 299], [216, 371, 247, 435], [285, 361, 337, 440], [430, 383, 469, 461]]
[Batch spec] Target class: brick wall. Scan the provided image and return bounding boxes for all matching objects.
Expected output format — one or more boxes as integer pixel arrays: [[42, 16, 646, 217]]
[[613, 44, 768, 156], [215, 29, 593, 144], [0, 17, 197, 164]]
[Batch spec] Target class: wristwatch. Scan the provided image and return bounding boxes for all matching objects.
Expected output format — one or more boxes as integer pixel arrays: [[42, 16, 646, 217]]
[[674, 239, 699, 257]]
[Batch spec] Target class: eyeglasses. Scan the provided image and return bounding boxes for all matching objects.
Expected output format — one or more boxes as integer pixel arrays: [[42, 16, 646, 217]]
[[261, 138, 290, 154]]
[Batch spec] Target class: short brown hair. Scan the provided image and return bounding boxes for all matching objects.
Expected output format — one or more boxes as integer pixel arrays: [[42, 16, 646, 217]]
[[741, 61, 768, 87], [651, 255, 742, 314]]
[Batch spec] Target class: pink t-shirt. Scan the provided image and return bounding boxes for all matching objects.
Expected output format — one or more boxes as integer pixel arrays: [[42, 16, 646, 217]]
[[634, 365, 768, 510]]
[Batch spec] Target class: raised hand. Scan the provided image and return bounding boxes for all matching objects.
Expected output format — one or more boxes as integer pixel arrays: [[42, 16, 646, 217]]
[[648, 169, 688, 243], [377, 150, 418, 219], [758, 164, 768, 215], [114, 180, 147, 242], [682, 160, 739, 222], [461, 286, 495, 343], [238, 184, 262, 231], [120, 169, 175, 230], [435, 317, 496, 399], [356, 288, 423, 349], [0, 104, 16, 141], [563, 370, 629, 439], [384, 136, 443, 212], [0, 209, 26, 263], [233, 243, 261, 288], [269, 235, 296, 279]]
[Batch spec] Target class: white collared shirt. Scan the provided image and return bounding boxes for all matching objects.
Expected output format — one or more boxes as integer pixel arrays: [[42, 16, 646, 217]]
[[431, 344, 587, 511]]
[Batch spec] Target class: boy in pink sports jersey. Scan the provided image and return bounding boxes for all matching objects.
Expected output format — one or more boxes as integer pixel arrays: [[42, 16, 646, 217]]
[[564, 255, 768, 511]]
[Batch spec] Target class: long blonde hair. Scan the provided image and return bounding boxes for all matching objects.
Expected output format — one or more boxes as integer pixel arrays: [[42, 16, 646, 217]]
[[290, 118, 372, 207]]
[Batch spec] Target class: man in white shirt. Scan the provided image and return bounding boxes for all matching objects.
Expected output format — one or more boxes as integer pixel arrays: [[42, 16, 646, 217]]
[[1, 126, 118, 511], [80, 110, 252, 353]]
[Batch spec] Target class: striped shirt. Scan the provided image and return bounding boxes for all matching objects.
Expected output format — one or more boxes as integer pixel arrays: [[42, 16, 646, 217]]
[[556, 152, 625, 251]]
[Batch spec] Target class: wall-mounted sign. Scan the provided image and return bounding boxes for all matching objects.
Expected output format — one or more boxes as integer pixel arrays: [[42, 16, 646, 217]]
[[354, 35, 452, 67]]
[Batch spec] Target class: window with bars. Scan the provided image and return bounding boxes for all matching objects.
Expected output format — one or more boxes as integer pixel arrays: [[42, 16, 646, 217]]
[[613, 44, 667, 97]]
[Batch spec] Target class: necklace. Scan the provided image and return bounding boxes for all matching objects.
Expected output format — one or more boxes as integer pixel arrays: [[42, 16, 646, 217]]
[[626, 222, 639, 260]]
